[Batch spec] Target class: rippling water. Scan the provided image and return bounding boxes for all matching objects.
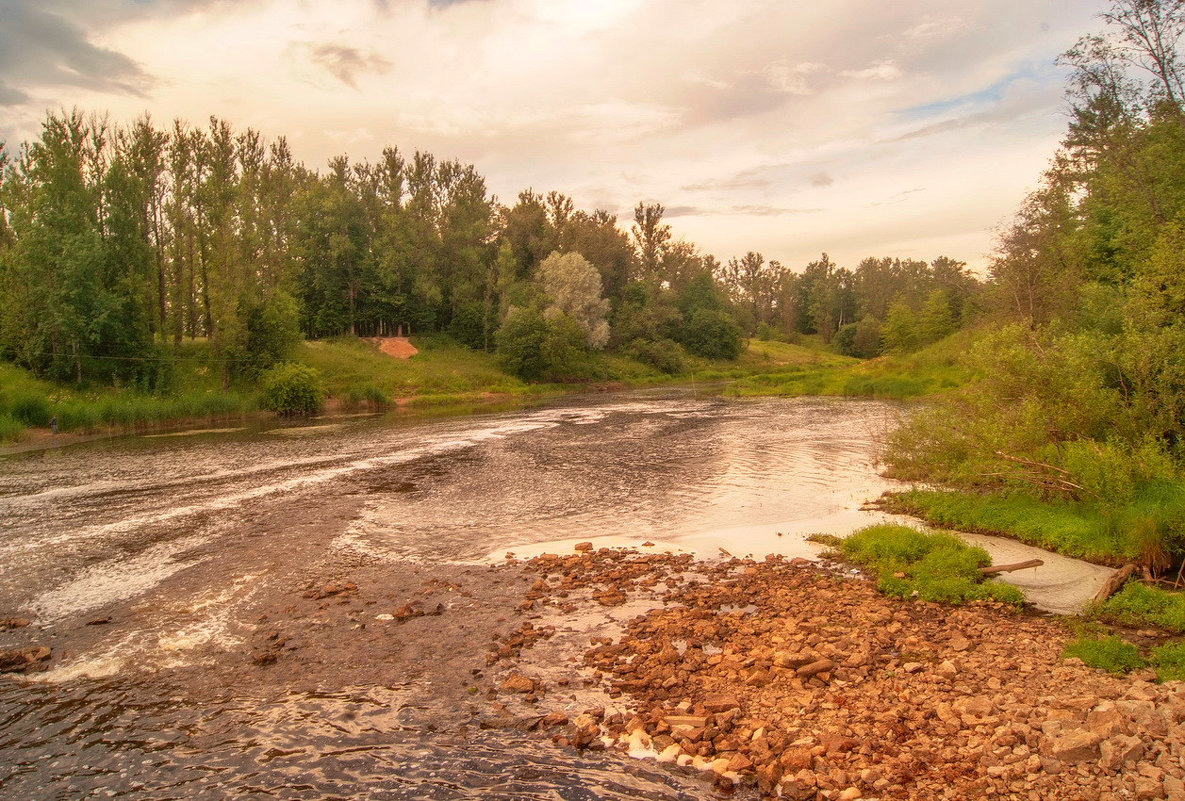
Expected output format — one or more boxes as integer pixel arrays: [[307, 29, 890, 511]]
[[0, 392, 902, 799]]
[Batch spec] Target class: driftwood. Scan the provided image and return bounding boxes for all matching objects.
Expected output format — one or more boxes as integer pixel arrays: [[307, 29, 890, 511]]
[[992, 451, 1100, 499], [978, 559, 1043, 575], [1093, 563, 1139, 603]]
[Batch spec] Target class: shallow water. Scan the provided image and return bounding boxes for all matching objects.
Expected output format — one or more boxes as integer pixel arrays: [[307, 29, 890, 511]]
[[0, 392, 907, 798]]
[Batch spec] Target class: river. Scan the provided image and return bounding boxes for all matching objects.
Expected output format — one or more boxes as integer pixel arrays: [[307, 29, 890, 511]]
[[0, 392, 938, 798]]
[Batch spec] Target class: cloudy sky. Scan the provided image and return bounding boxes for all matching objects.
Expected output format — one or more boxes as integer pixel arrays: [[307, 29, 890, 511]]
[[0, 0, 1111, 271]]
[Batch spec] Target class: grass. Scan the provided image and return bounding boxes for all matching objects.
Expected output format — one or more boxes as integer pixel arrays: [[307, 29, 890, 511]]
[[1062, 635, 1145, 674], [881, 489, 1130, 563], [726, 331, 977, 400], [822, 524, 1026, 606], [1092, 582, 1185, 633], [1061, 633, 1185, 682]]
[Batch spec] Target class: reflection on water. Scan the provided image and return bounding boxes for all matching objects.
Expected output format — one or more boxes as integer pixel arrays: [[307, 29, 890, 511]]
[[0, 392, 901, 799]]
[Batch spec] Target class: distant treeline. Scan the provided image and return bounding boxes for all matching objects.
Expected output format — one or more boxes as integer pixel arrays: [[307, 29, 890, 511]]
[[0, 111, 978, 384]]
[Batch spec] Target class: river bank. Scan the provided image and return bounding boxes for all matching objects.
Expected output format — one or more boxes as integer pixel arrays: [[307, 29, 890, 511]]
[[4, 540, 1182, 800]]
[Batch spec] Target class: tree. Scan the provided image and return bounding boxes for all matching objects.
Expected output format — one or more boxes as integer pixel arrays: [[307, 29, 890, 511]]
[[631, 202, 670, 285], [537, 251, 610, 349]]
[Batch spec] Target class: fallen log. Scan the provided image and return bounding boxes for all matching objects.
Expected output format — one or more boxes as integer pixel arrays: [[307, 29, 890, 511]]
[[1093, 563, 1139, 603], [978, 559, 1043, 575]]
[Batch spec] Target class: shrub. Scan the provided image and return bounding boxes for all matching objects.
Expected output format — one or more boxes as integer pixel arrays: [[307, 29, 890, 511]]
[[0, 413, 24, 442], [679, 309, 744, 360], [9, 393, 52, 427], [259, 363, 324, 416], [627, 338, 685, 375], [1061, 635, 1144, 674]]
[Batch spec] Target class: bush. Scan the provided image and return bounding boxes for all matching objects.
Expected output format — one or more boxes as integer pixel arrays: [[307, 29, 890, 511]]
[[627, 338, 685, 375], [679, 309, 744, 360], [259, 363, 324, 416], [1061, 635, 1144, 674], [9, 393, 52, 427], [0, 413, 24, 442], [496, 307, 588, 381]]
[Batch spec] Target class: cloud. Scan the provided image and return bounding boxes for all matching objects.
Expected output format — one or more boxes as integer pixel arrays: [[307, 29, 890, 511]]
[[764, 60, 828, 95], [0, 2, 151, 102], [808, 172, 834, 188], [841, 61, 902, 81], [308, 44, 393, 89]]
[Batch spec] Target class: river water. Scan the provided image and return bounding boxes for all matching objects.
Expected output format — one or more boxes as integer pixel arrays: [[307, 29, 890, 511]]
[[0, 392, 906, 799]]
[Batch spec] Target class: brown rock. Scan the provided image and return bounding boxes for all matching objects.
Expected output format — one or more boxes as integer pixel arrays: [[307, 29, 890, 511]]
[[702, 692, 740, 713], [0, 645, 50, 672], [500, 673, 536, 693], [779, 768, 819, 801], [1098, 734, 1144, 772], [574, 542, 593, 552], [780, 746, 814, 772], [0, 618, 30, 630], [665, 715, 708, 731], [796, 658, 836, 678], [1044, 730, 1102, 763]]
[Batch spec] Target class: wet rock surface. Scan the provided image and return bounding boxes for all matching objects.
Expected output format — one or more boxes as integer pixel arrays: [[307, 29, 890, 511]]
[[506, 546, 1185, 801]]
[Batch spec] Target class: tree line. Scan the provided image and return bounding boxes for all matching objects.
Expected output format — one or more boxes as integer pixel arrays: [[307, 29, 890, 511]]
[[889, 0, 1185, 572], [0, 111, 978, 385]]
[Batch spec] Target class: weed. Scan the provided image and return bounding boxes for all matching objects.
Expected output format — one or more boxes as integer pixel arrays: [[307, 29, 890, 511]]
[[1061, 635, 1144, 674], [1149, 641, 1185, 682], [1094, 582, 1185, 633]]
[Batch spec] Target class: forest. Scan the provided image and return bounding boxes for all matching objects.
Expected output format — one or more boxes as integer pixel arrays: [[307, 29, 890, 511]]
[[0, 109, 976, 391]]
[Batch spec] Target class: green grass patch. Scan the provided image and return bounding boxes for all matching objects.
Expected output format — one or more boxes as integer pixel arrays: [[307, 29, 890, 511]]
[[1093, 582, 1185, 633], [0, 413, 24, 442], [1150, 641, 1185, 681], [832, 524, 1025, 606], [882, 489, 1130, 563], [1061, 635, 1145, 674]]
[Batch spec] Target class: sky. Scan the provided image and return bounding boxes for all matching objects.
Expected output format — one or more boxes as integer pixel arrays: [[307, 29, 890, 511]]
[[0, 0, 1113, 272]]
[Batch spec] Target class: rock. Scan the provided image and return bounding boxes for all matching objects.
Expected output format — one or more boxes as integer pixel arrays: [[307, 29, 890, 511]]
[[1135, 775, 1163, 801], [0, 618, 31, 630], [780, 746, 814, 772], [902, 661, 924, 674], [0, 645, 50, 673], [702, 692, 740, 713], [774, 651, 816, 669], [938, 659, 959, 678], [666, 715, 708, 731], [574, 542, 593, 552], [949, 634, 972, 652], [1086, 702, 1127, 738], [1044, 730, 1102, 763], [796, 658, 836, 678], [500, 673, 536, 693], [1098, 734, 1144, 772], [838, 788, 863, 801], [86, 616, 112, 626], [779, 768, 818, 801]]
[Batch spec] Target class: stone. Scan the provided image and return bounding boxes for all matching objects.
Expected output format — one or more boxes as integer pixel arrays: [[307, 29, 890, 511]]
[[796, 658, 835, 678], [1045, 730, 1102, 764], [0, 645, 50, 673], [1087, 703, 1127, 738], [779, 768, 818, 801], [500, 673, 536, 693], [838, 788, 862, 800], [665, 715, 708, 731], [702, 692, 740, 713], [780, 746, 814, 772], [0, 618, 30, 630], [574, 542, 593, 552], [938, 660, 959, 678]]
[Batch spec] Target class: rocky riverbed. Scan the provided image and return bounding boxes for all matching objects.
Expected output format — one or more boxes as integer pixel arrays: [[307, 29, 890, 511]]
[[3, 540, 1183, 800], [495, 546, 1185, 801]]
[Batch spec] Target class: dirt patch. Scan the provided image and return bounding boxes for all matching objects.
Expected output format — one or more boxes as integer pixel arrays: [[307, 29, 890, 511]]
[[373, 336, 419, 359]]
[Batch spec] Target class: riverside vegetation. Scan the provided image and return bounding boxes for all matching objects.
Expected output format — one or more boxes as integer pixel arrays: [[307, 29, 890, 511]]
[[3, 0, 1185, 688]]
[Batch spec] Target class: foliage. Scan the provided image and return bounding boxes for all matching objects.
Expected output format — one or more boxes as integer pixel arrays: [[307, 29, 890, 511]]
[[1150, 641, 1185, 681], [835, 524, 1025, 606], [626, 337, 685, 375], [537, 251, 610, 350], [258, 362, 324, 416], [679, 309, 744, 360], [1061, 635, 1145, 674], [1093, 581, 1185, 633]]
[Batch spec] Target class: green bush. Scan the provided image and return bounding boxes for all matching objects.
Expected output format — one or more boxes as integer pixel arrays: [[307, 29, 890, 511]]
[[259, 363, 324, 416], [679, 309, 744, 360], [627, 338, 685, 375], [1062, 635, 1144, 674], [0, 413, 24, 442], [9, 393, 52, 427]]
